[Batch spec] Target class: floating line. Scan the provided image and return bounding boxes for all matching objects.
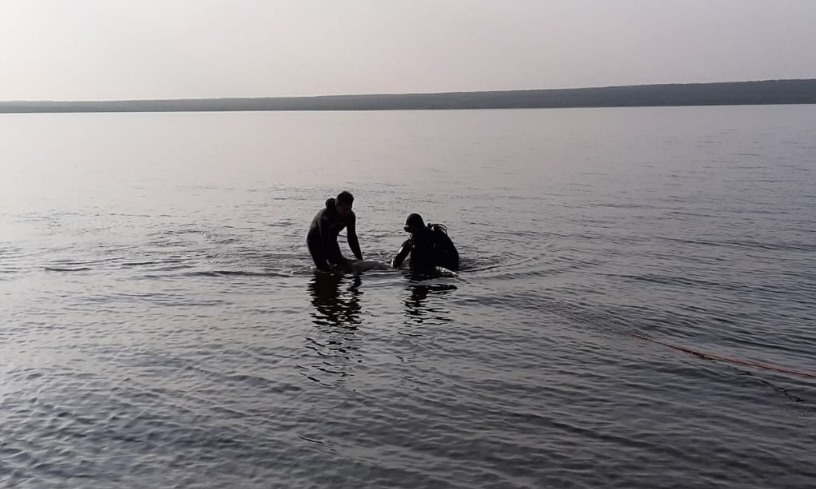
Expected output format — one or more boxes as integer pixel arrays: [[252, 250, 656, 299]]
[[632, 332, 816, 379]]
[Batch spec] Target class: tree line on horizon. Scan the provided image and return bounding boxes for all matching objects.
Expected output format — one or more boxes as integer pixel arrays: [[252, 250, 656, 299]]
[[2, 79, 815, 113]]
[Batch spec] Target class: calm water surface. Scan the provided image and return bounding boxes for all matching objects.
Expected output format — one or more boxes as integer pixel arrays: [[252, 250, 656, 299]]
[[1, 106, 815, 488]]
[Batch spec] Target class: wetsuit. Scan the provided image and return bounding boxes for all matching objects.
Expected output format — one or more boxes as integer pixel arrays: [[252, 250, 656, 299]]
[[391, 225, 459, 271], [307, 198, 363, 271]]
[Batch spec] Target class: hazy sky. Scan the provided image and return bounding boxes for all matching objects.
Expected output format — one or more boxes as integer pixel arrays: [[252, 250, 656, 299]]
[[2, 0, 815, 100]]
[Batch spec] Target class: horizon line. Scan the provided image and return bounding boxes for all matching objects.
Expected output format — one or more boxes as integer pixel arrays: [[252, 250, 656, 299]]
[[4, 77, 815, 104]]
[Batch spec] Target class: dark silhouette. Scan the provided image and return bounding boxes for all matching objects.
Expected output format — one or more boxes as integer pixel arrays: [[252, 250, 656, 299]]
[[403, 282, 457, 326], [305, 274, 363, 384], [307, 191, 363, 272], [391, 213, 459, 272], [308, 273, 362, 328]]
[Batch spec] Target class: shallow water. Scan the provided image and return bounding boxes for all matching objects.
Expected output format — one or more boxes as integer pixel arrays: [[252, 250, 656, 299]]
[[1, 106, 815, 488]]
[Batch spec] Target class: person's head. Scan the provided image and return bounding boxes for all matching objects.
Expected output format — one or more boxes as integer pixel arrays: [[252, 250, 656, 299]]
[[404, 213, 425, 234], [336, 191, 354, 217]]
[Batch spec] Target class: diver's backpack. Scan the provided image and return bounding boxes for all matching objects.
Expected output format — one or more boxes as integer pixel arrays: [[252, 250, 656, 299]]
[[426, 223, 459, 269]]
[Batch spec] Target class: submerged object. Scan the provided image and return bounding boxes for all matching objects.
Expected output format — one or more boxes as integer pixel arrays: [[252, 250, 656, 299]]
[[348, 260, 391, 274]]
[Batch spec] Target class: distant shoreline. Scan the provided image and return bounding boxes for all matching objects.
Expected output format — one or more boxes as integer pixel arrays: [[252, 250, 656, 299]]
[[2, 79, 815, 114]]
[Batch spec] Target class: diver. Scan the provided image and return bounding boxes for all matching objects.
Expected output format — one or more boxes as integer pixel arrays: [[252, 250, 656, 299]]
[[391, 213, 459, 271], [307, 191, 363, 272]]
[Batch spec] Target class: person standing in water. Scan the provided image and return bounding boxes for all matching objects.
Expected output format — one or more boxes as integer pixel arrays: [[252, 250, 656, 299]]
[[307, 191, 363, 272], [391, 213, 459, 271]]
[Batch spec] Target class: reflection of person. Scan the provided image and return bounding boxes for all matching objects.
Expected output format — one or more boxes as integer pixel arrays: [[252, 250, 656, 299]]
[[403, 282, 457, 325], [405, 284, 431, 318], [391, 213, 459, 271], [307, 191, 363, 272], [306, 274, 363, 384], [308, 273, 362, 327]]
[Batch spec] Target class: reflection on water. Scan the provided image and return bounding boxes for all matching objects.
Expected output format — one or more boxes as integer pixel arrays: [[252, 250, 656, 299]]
[[303, 273, 363, 384], [308, 273, 362, 328], [403, 282, 457, 326]]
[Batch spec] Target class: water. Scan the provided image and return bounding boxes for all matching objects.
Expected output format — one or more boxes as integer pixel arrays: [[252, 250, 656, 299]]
[[1, 106, 815, 488]]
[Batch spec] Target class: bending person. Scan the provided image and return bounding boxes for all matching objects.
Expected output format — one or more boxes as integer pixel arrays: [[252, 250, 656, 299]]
[[307, 191, 363, 272], [391, 213, 459, 271]]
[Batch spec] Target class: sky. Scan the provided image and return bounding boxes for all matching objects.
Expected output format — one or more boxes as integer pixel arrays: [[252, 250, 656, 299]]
[[2, 0, 815, 101]]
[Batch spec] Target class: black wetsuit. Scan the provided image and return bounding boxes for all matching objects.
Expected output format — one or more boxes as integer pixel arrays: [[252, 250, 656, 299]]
[[307, 198, 362, 271], [391, 225, 459, 271]]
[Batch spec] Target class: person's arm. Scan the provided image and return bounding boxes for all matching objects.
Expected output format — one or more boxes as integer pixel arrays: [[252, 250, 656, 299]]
[[347, 213, 363, 260], [391, 239, 411, 268]]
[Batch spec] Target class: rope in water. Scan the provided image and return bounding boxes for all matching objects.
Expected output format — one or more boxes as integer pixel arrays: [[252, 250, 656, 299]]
[[631, 332, 816, 380]]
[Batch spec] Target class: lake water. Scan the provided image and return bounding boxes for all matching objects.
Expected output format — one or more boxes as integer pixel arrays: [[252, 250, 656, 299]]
[[1, 106, 815, 488]]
